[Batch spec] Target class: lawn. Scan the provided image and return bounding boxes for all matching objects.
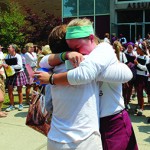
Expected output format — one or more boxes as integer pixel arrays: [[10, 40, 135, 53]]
[[2, 87, 27, 109]]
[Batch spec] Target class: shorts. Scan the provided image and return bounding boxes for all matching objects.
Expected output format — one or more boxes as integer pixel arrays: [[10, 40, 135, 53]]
[[47, 133, 102, 150]]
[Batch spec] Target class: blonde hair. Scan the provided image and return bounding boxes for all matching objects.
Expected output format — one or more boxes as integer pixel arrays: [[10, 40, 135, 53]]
[[67, 18, 93, 27], [67, 18, 100, 44], [25, 43, 34, 51], [113, 40, 122, 61], [42, 45, 51, 55]]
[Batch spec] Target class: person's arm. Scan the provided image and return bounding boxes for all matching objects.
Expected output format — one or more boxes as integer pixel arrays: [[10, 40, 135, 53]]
[[39, 54, 53, 69], [34, 71, 68, 85], [122, 53, 128, 64], [36, 43, 132, 85], [35, 61, 133, 86], [0, 64, 3, 69], [39, 52, 84, 67], [134, 56, 150, 71], [97, 62, 133, 83]]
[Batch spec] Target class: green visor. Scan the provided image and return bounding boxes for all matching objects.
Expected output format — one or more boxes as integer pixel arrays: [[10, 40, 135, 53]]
[[66, 25, 94, 39]]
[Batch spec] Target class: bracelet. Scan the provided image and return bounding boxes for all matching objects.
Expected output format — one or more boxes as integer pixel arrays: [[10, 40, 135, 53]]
[[61, 52, 66, 62], [59, 52, 66, 62], [49, 73, 55, 85]]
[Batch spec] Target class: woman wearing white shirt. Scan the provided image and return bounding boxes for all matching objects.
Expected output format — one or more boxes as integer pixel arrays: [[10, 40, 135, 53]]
[[3, 44, 28, 112], [134, 43, 150, 116], [24, 43, 37, 102]]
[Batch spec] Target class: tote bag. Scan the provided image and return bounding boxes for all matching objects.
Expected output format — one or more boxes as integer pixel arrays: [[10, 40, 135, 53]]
[[26, 87, 51, 136]]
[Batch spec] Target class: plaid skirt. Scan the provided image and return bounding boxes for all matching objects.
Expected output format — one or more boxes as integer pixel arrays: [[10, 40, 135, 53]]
[[6, 71, 28, 87]]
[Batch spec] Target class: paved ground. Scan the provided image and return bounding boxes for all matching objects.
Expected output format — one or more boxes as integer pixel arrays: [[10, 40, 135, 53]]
[[0, 97, 150, 150], [128, 99, 150, 150]]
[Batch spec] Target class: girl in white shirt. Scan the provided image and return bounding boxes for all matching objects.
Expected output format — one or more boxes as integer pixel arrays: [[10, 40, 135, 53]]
[[3, 44, 28, 112], [24, 43, 38, 102], [37, 18, 138, 150], [134, 43, 150, 116]]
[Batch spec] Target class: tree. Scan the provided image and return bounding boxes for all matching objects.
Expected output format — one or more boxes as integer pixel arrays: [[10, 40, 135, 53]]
[[0, 1, 26, 48], [22, 8, 62, 46], [0, 1, 62, 48]]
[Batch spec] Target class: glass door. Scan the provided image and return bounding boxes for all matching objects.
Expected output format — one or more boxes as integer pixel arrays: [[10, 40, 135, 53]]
[[131, 23, 143, 42], [117, 23, 143, 43]]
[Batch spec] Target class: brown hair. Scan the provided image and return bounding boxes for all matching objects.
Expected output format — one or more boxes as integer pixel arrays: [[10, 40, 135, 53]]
[[48, 24, 71, 53], [104, 33, 109, 38]]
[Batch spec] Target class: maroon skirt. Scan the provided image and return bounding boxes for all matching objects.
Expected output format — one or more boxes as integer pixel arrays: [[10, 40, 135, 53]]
[[100, 110, 138, 150]]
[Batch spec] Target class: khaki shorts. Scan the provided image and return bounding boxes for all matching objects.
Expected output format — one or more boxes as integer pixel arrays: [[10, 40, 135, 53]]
[[47, 133, 102, 150]]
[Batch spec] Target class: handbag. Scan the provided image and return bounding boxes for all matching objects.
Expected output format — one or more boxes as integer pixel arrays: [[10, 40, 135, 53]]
[[26, 87, 51, 136]]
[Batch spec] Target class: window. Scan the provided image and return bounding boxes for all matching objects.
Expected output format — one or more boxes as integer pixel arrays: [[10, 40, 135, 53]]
[[118, 0, 141, 1], [95, 0, 110, 15], [79, 0, 94, 15], [63, 0, 77, 17], [145, 10, 150, 22], [117, 10, 143, 23]]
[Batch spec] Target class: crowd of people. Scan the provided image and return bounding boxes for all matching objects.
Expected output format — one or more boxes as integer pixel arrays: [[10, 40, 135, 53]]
[[105, 32, 150, 118], [0, 17, 150, 149], [0, 43, 51, 114]]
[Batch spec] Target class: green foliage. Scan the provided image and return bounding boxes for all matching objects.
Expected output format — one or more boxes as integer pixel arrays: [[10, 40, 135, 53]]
[[22, 8, 62, 46], [0, 1, 62, 48], [0, 1, 26, 48]]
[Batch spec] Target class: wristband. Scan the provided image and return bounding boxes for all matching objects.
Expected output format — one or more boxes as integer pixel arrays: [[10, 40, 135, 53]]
[[49, 73, 55, 85], [59, 53, 64, 62], [61, 52, 66, 62], [59, 52, 66, 62]]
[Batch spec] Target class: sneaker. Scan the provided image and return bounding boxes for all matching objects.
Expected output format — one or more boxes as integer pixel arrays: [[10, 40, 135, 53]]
[[135, 105, 140, 112], [18, 104, 24, 111], [137, 109, 143, 116], [5, 105, 15, 112]]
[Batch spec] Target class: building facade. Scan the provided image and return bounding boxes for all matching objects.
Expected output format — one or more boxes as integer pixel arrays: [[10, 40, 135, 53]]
[[1, 0, 150, 42], [62, 0, 110, 39], [110, 0, 150, 42], [62, 0, 150, 42]]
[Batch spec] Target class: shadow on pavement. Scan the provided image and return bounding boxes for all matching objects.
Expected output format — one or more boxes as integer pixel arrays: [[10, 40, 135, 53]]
[[14, 111, 28, 118], [138, 125, 150, 134]]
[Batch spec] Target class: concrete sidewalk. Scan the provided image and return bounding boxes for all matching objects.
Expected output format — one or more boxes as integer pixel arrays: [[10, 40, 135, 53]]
[[0, 100, 150, 150], [128, 99, 150, 150], [0, 105, 47, 150]]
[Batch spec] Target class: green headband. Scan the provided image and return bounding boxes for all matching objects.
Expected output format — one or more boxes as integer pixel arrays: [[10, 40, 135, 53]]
[[66, 25, 94, 39]]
